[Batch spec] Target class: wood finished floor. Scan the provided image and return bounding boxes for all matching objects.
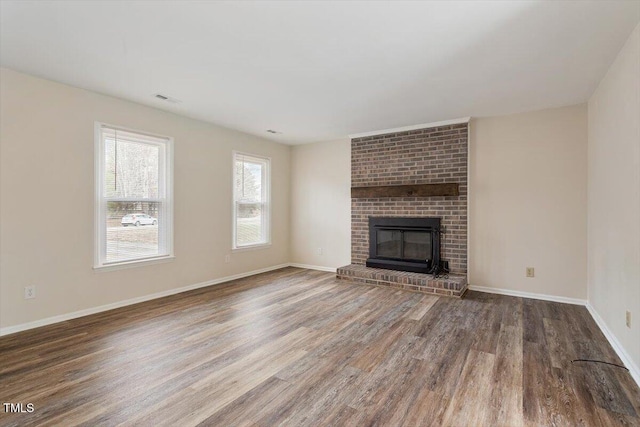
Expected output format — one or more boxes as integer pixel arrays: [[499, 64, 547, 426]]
[[1, 267, 639, 426]]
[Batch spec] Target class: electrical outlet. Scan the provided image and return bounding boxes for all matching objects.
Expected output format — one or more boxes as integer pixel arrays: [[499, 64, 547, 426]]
[[317, 247, 323, 255], [526, 267, 535, 278], [224, 254, 231, 263], [24, 285, 36, 299], [626, 311, 631, 328]]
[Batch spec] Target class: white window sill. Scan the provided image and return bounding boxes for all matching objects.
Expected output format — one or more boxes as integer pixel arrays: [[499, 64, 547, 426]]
[[232, 243, 271, 253], [93, 255, 175, 272]]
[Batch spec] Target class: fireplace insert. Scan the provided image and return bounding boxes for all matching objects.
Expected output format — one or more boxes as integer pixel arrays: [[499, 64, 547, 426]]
[[366, 217, 442, 274]]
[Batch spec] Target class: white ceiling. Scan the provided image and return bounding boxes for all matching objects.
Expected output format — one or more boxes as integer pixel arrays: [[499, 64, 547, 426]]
[[1, 1, 639, 144]]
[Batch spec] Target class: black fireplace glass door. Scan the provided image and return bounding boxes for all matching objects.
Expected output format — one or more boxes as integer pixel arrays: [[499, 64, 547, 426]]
[[403, 231, 431, 261], [376, 230, 402, 258]]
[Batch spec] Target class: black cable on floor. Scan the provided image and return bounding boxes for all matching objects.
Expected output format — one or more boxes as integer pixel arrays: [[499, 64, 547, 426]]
[[571, 359, 629, 371]]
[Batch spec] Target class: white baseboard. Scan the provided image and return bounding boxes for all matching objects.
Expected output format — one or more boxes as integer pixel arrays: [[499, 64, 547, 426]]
[[288, 263, 337, 273], [586, 302, 640, 387], [0, 263, 290, 337], [469, 285, 587, 305]]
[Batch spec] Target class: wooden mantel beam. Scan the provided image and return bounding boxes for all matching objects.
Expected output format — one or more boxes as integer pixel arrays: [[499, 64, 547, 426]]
[[351, 183, 459, 198]]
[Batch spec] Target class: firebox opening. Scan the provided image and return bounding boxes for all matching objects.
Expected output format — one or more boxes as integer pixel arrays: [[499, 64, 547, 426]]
[[366, 217, 444, 275]]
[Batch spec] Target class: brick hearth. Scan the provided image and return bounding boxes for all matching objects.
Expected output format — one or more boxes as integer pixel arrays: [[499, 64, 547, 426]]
[[337, 264, 468, 297]]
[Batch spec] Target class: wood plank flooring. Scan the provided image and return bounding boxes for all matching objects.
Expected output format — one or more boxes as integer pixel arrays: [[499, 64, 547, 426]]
[[1, 267, 639, 426]]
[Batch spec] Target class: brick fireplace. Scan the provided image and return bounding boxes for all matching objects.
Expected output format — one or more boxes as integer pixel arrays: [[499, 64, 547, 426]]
[[337, 122, 469, 297]]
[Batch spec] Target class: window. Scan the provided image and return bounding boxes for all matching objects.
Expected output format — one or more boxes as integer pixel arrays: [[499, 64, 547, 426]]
[[95, 123, 173, 269], [233, 152, 270, 249]]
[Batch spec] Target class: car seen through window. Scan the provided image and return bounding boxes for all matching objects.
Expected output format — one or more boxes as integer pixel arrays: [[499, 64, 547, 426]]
[[121, 213, 158, 227]]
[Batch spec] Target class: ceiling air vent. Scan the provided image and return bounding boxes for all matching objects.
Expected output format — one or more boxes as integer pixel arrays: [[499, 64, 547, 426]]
[[153, 93, 181, 104]]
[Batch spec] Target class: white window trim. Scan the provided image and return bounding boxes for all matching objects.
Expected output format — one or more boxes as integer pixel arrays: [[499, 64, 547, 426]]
[[93, 255, 176, 273], [232, 151, 271, 251], [93, 122, 174, 270]]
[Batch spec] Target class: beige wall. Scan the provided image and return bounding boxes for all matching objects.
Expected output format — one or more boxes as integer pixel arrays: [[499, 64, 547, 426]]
[[469, 105, 588, 299], [290, 139, 351, 269], [0, 68, 290, 330], [588, 23, 640, 372]]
